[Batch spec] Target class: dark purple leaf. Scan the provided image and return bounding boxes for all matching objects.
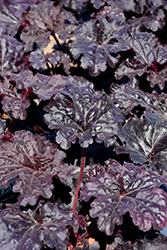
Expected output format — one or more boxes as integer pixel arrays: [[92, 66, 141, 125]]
[[8, 71, 70, 100], [69, 18, 122, 76], [110, 78, 167, 114], [64, 0, 135, 11], [133, 233, 167, 250], [107, 235, 132, 250], [115, 60, 147, 80], [147, 68, 167, 90], [29, 48, 46, 70], [111, 0, 135, 12], [146, 91, 167, 113], [127, 8, 165, 32], [109, 78, 154, 115], [0, 130, 72, 206], [91, 0, 108, 10], [97, 5, 125, 28], [0, 78, 30, 120], [29, 49, 71, 74], [62, 0, 88, 10], [114, 112, 167, 172], [74, 212, 87, 230], [113, 28, 167, 74], [80, 159, 167, 235], [20, 0, 76, 51], [0, 5, 22, 37], [44, 79, 124, 149], [0, 202, 78, 250], [114, 62, 143, 80], [20, 0, 56, 51], [0, 32, 25, 72], [125, 0, 162, 14], [54, 51, 71, 75]]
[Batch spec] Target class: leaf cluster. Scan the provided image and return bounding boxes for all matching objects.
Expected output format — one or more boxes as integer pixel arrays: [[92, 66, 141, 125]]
[[0, 0, 167, 249]]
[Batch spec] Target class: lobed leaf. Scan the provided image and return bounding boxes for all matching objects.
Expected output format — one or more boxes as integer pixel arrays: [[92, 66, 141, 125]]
[[8, 70, 72, 100], [0, 32, 25, 72], [113, 27, 167, 78], [80, 159, 167, 235], [133, 233, 167, 250], [69, 17, 122, 76], [0, 202, 78, 250], [20, 0, 76, 51], [0, 130, 72, 206], [115, 112, 167, 173], [109, 78, 153, 115], [0, 77, 30, 120], [29, 48, 71, 74], [44, 79, 124, 149]]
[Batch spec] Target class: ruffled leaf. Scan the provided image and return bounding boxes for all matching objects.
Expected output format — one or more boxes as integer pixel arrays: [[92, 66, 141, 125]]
[[80, 159, 167, 235], [0, 202, 78, 250], [0, 77, 31, 120], [20, 0, 76, 51], [0, 130, 72, 206], [114, 112, 167, 173], [44, 78, 124, 149], [69, 17, 123, 76], [7, 71, 71, 100]]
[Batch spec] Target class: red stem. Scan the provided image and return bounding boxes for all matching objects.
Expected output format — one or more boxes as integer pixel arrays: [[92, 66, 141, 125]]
[[5, 118, 17, 133], [72, 148, 86, 213]]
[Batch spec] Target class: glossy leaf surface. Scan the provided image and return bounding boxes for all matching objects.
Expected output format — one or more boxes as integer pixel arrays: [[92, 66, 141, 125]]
[[0, 130, 72, 206], [80, 160, 167, 235]]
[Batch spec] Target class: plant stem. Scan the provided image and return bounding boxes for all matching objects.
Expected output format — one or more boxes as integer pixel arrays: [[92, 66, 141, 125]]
[[52, 33, 65, 52], [5, 117, 17, 133], [72, 148, 86, 213]]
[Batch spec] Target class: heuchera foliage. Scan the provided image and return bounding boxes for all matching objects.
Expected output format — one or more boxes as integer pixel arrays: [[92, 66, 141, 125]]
[[0, 0, 167, 249]]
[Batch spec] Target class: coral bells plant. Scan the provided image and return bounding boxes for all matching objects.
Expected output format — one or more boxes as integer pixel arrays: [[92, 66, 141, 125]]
[[1, 0, 167, 249]]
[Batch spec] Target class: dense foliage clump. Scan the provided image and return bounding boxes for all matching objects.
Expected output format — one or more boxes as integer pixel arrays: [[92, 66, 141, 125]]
[[0, 0, 167, 249]]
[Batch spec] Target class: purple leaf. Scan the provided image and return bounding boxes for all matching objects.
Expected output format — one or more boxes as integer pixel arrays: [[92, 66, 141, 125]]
[[0, 202, 78, 250], [62, 0, 88, 10], [0, 32, 25, 72], [69, 18, 121, 76], [20, 0, 76, 51], [0, 4, 22, 37], [113, 28, 167, 72], [114, 112, 167, 173], [8, 71, 70, 100], [97, 5, 125, 28], [107, 235, 132, 250], [29, 48, 46, 70], [109, 78, 154, 115], [146, 91, 167, 113], [128, 8, 165, 32], [0, 78, 30, 120], [110, 79, 167, 114], [147, 68, 167, 90], [29, 49, 71, 74], [133, 233, 167, 250], [0, 130, 72, 206], [80, 159, 167, 235], [111, 0, 135, 12], [44, 78, 124, 149], [115, 60, 147, 80]]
